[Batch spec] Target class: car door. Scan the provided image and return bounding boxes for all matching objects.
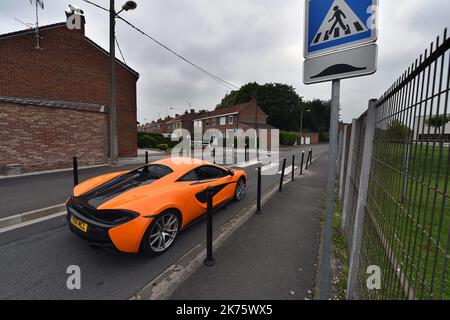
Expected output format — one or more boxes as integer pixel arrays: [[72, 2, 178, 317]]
[[178, 165, 235, 225], [195, 165, 236, 206]]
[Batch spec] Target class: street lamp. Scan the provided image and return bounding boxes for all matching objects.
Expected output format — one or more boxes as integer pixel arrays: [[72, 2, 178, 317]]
[[299, 108, 311, 145], [109, 0, 137, 165], [120, 1, 137, 12]]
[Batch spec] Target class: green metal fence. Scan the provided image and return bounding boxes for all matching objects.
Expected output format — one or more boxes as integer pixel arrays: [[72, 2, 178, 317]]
[[339, 29, 450, 300]]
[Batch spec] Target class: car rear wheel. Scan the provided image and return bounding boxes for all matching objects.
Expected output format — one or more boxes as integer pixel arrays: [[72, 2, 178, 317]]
[[141, 210, 180, 256], [234, 178, 246, 201]]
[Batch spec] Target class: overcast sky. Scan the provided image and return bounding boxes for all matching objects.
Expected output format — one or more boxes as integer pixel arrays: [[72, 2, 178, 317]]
[[1, 0, 449, 123]]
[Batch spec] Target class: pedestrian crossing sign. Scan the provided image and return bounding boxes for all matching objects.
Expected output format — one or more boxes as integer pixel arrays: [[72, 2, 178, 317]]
[[304, 0, 378, 58]]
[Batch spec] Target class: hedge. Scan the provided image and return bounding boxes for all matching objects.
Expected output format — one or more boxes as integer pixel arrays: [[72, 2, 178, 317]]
[[280, 131, 298, 146], [137, 132, 179, 149]]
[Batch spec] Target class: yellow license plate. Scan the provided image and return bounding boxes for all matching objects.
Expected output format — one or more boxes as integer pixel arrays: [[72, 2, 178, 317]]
[[71, 215, 88, 233]]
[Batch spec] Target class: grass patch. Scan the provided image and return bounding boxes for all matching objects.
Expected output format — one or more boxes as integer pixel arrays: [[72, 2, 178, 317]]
[[331, 201, 350, 300], [366, 142, 449, 299]]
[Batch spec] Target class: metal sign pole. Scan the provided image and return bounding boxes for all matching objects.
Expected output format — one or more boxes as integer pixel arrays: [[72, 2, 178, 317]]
[[319, 79, 340, 300]]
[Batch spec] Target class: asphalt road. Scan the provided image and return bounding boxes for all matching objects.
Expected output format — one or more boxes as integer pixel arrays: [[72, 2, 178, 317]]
[[0, 164, 148, 218], [0, 145, 328, 299]]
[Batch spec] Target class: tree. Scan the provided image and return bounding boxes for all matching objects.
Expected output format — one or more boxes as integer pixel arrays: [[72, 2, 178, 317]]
[[426, 115, 450, 135], [218, 82, 330, 138], [385, 119, 413, 141]]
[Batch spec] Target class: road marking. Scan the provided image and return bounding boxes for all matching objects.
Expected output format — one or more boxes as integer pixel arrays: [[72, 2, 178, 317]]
[[261, 163, 279, 172], [278, 166, 298, 176], [0, 211, 66, 234], [234, 160, 261, 168]]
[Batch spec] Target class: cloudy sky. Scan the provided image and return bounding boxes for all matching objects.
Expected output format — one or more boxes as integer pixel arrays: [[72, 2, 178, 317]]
[[1, 0, 449, 123]]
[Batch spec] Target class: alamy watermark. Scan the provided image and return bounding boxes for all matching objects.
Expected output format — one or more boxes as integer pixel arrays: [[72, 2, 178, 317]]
[[66, 265, 81, 290], [366, 265, 381, 290], [169, 128, 280, 175]]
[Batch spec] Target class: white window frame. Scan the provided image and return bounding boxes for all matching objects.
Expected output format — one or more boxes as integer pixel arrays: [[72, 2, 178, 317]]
[[228, 115, 234, 125]]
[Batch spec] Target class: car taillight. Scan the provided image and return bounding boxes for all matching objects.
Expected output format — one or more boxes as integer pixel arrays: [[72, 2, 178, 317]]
[[94, 210, 139, 225]]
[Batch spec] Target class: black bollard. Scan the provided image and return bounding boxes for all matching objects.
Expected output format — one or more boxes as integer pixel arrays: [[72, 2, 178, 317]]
[[245, 145, 248, 162], [309, 148, 313, 166], [279, 158, 287, 192], [305, 148, 312, 170], [73, 157, 79, 187], [256, 166, 262, 214], [204, 186, 215, 267], [292, 154, 295, 181], [145, 151, 149, 164], [300, 150, 305, 175]]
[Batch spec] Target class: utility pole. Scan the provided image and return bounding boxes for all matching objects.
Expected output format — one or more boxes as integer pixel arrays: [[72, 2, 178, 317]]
[[299, 108, 304, 145], [299, 103, 311, 145], [109, 0, 118, 165]]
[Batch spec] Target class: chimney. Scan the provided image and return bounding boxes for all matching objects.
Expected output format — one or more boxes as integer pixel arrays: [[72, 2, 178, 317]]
[[190, 109, 195, 114], [65, 8, 86, 35]]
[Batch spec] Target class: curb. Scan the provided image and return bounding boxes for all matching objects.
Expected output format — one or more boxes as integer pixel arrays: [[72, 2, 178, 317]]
[[131, 150, 326, 300], [0, 203, 66, 229]]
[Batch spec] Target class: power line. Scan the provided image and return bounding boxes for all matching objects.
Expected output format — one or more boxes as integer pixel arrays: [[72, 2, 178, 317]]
[[82, 0, 239, 91], [115, 36, 126, 64]]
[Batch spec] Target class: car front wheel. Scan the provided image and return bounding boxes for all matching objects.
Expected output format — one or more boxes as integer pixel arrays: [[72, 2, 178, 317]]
[[141, 210, 180, 256], [234, 178, 246, 201]]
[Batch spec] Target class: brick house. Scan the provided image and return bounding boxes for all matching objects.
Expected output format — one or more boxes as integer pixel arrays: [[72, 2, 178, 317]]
[[165, 109, 198, 139], [139, 119, 167, 134], [0, 21, 139, 174], [194, 99, 275, 135]]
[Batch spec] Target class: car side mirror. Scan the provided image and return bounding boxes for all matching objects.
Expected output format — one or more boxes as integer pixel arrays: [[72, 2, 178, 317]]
[[228, 169, 234, 176]]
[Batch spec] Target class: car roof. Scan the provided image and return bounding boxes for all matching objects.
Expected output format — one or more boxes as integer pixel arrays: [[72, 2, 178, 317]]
[[151, 157, 213, 172]]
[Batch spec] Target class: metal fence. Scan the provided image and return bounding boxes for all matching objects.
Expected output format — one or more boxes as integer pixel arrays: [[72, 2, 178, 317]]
[[339, 29, 450, 300]]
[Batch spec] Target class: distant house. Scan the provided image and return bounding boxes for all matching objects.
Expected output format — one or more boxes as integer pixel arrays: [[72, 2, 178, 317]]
[[165, 109, 198, 139], [0, 21, 139, 174], [193, 99, 275, 136]]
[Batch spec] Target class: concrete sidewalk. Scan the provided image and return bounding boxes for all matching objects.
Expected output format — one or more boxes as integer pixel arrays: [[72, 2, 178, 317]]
[[170, 153, 328, 300]]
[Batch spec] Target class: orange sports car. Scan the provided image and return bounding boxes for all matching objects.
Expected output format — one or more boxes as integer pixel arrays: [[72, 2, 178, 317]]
[[66, 157, 247, 255]]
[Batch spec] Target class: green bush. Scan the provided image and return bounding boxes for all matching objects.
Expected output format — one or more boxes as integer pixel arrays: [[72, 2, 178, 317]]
[[280, 131, 297, 146], [156, 143, 169, 151], [319, 131, 329, 143], [137, 132, 179, 149]]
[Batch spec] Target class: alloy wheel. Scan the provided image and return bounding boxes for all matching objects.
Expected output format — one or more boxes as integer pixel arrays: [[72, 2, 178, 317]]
[[149, 213, 179, 252], [235, 179, 246, 200]]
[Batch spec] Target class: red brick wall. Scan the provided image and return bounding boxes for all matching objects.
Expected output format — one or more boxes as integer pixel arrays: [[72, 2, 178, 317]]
[[0, 102, 108, 173], [300, 133, 319, 145], [0, 24, 138, 157]]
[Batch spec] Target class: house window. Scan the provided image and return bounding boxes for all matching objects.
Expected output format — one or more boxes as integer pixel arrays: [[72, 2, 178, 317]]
[[228, 115, 234, 124], [220, 117, 226, 125], [194, 120, 202, 128], [206, 119, 210, 126]]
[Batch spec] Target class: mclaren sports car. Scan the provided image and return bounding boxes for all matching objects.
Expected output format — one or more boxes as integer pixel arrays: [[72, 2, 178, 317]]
[[66, 157, 247, 255]]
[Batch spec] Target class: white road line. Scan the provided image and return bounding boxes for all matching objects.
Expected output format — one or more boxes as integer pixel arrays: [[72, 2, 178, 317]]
[[278, 166, 298, 176], [234, 160, 261, 168], [0, 211, 66, 234], [261, 163, 279, 172]]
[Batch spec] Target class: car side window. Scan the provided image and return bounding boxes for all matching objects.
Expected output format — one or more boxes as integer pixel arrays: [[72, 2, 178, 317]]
[[178, 169, 200, 182], [196, 166, 228, 180], [139, 164, 173, 178]]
